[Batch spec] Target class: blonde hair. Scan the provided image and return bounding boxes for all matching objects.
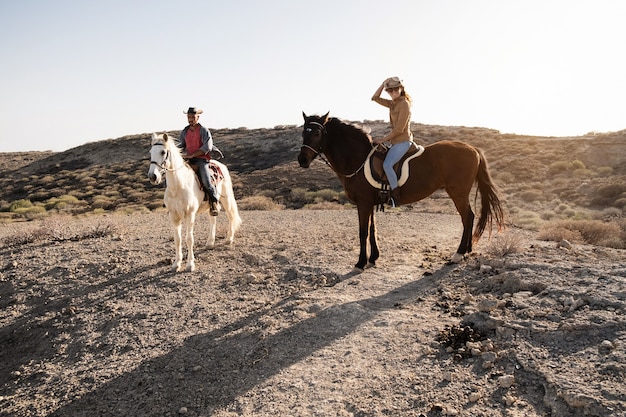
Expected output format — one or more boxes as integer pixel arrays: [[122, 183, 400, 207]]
[[401, 88, 412, 104]]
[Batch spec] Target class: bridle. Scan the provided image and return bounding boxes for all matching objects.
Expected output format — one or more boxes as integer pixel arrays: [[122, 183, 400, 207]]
[[300, 121, 372, 178], [300, 121, 327, 156], [150, 144, 182, 175]]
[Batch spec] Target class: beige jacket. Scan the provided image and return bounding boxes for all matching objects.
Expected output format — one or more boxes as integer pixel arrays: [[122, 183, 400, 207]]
[[371, 95, 413, 144]]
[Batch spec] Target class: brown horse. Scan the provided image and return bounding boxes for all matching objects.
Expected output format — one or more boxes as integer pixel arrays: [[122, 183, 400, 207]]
[[298, 112, 505, 270]]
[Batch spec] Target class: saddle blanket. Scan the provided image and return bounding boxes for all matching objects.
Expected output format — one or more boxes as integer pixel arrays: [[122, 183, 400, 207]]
[[363, 144, 425, 189]]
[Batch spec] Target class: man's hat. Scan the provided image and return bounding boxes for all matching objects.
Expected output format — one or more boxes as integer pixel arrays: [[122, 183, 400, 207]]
[[184, 107, 203, 115]]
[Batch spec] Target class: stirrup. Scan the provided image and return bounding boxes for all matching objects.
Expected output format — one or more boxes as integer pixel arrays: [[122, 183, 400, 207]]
[[390, 187, 400, 207], [379, 189, 390, 204]]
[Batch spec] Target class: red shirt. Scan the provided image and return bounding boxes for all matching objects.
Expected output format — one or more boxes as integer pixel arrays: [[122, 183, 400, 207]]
[[184, 126, 210, 160]]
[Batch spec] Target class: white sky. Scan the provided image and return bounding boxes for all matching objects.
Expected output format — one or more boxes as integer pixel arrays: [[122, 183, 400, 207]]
[[1, 0, 624, 152]]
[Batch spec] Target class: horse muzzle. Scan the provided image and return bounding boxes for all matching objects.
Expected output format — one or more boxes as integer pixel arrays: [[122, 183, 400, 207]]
[[298, 155, 311, 168], [298, 147, 317, 168], [148, 166, 163, 185]]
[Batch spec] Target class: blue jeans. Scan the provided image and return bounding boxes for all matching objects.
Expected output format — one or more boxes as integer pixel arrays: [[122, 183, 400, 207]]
[[383, 141, 412, 189], [190, 158, 218, 202]]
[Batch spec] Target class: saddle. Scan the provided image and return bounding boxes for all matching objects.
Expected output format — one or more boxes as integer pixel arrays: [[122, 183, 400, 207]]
[[188, 161, 224, 194], [364, 142, 425, 188]]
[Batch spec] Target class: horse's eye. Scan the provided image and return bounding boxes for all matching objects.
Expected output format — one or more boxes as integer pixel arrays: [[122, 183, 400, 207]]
[[161, 150, 166, 155], [305, 128, 312, 132]]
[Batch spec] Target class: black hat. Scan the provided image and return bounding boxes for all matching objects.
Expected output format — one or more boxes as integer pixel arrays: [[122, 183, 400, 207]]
[[184, 107, 203, 114]]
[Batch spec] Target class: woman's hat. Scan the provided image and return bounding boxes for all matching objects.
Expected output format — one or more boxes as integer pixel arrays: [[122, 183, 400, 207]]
[[384, 77, 403, 89], [184, 107, 203, 114]]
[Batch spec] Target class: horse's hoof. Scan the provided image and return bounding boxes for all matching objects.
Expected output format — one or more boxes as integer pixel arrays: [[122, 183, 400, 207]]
[[364, 262, 376, 269], [186, 263, 196, 272], [173, 264, 182, 272], [351, 266, 364, 274], [450, 253, 464, 263]]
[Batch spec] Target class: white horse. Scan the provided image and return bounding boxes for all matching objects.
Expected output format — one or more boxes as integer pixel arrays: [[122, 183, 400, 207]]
[[148, 132, 242, 272]]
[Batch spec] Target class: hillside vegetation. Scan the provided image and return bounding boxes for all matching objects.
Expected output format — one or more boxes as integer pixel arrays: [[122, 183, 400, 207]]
[[1, 121, 625, 247]]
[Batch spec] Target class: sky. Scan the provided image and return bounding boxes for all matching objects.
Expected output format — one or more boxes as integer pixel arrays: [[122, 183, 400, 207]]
[[1, 0, 625, 153]]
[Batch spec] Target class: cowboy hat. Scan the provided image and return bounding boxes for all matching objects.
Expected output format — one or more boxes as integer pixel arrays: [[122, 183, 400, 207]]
[[384, 77, 403, 89], [183, 107, 203, 114]]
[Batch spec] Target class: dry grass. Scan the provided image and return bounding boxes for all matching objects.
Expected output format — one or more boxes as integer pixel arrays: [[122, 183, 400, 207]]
[[238, 195, 285, 211], [485, 231, 525, 257], [538, 219, 625, 249]]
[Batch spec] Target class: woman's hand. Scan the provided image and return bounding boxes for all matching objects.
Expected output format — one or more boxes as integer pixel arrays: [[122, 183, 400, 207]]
[[371, 82, 385, 100]]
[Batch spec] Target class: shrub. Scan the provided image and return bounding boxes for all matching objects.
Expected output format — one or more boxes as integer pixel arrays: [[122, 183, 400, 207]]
[[596, 167, 614, 176], [9, 199, 33, 212], [547, 160, 586, 176], [518, 189, 544, 202], [77, 173, 97, 185], [592, 207, 622, 220], [290, 188, 308, 202], [44, 195, 85, 211], [513, 210, 543, 231], [539, 219, 625, 249], [548, 161, 571, 176], [303, 201, 349, 210], [597, 184, 626, 198], [12, 205, 47, 219], [2, 219, 119, 246], [114, 205, 151, 215], [572, 168, 594, 178], [304, 189, 341, 203], [238, 195, 284, 210], [258, 189, 278, 198], [485, 232, 524, 257], [92, 195, 115, 209]]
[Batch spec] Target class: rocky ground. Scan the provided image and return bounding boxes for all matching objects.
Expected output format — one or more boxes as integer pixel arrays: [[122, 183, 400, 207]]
[[1, 209, 625, 416]]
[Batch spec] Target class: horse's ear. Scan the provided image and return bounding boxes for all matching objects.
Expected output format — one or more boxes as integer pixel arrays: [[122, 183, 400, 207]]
[[302, 111, 308, 121], [163, 132, 169, 141], [321, 111, 330, 124]]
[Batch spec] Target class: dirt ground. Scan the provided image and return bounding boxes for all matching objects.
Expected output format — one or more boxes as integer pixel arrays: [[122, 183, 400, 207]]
[[1, 209, 625, 417]]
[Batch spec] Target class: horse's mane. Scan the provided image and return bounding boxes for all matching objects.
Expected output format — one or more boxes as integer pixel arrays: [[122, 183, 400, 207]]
[[152, 133, 184, 158], [326, 117, 373, 145]]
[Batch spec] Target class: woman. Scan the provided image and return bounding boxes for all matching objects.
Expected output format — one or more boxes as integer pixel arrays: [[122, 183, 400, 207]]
[[371, 76, 413, 207]]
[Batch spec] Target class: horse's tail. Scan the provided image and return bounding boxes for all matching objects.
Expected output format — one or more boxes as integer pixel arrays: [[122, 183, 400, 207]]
[[474, 149, 505, 241], [217, 162, 242, 233]]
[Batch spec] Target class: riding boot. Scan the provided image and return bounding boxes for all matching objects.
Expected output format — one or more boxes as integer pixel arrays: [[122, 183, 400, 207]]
[[200, 178, 219, 216], [209, 199, 219, 217], [389, 188, 400, 208], [204, 187, 218, 216]]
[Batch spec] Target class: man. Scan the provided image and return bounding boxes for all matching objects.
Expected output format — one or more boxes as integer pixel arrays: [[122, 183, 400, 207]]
[[178, 107, 220, 216]]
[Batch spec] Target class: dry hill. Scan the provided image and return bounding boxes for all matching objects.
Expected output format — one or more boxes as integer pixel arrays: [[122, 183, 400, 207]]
[[1, 120, 625, 248]]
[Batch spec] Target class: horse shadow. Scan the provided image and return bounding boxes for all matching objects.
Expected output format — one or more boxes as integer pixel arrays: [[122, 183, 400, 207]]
[[45, 264, 455, 416]]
